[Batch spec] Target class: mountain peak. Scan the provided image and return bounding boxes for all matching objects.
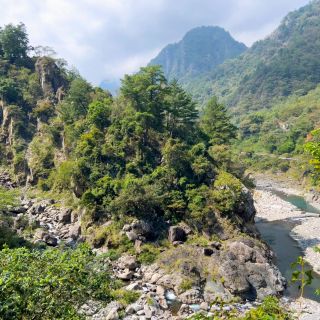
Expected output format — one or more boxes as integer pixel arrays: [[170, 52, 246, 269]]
[[149, 26, 247, 83]]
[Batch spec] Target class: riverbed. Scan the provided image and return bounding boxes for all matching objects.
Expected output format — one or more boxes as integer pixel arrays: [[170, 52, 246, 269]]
[[254, 176, 320, 317]]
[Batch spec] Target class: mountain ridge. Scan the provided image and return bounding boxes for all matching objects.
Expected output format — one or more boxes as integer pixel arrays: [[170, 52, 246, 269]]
[[149, 26, 247, 85]]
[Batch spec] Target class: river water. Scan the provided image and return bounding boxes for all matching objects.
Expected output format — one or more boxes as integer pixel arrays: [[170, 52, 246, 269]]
[[256, 190, 320, 301]]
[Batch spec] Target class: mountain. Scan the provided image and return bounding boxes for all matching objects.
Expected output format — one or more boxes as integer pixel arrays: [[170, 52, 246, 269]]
[[191, 0, 320, 114], [149, 26, 247, 85]]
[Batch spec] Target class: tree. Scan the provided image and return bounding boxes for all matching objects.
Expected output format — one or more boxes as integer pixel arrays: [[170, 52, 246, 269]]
[[0, 23, 29, 64], [121, 66, 168, 130], [200, 97, 237, 145], [164, 80, 198, 139], [87, 100, 111, 130], [305, 128, 320, 173], [0, 78, 21, 103], [58, 78, 92, 123]]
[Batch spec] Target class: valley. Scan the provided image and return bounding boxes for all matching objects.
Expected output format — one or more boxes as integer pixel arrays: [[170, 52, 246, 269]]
[[1, 1, 320, 319]]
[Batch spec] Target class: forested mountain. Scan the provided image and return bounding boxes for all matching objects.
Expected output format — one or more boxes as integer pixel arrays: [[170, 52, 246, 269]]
[[149, 26, 247, 87], [188, 0, 320, 113]]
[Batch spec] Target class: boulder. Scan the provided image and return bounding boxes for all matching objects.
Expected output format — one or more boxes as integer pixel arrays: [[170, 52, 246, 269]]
[[168, 226, 187, 243], [59, 208, 71, 224], [118, 255, 138, 271], [179, 288, 203, 304], [43, 234, 58, 246], [123, 220, 153, 242]]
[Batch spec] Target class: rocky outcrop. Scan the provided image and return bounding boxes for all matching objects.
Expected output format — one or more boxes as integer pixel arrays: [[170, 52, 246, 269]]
[[3, 197, 82, 246], [219, 240, 285, 300], [35, 57, 66, 99], [122, 220, 154, 242]]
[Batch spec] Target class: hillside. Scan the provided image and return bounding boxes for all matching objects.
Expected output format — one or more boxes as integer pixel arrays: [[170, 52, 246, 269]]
[[0, 22, 291, 319], [189, 0, 320, 114], [149, 26, 247, 86]]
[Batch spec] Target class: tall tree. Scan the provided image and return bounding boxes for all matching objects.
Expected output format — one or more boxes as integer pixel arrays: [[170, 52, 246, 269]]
[[164, 80, 198, 140], [120, 66, 168, 131], [200, 97, 237, 145], [0, 23, 29, 64]]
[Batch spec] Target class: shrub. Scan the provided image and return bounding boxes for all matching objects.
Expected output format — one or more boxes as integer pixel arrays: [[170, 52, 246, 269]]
[[0, 244, 116, 320]]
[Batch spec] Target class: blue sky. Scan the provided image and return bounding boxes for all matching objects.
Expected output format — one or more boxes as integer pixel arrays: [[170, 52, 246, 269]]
[[0, 0, 310, 85]]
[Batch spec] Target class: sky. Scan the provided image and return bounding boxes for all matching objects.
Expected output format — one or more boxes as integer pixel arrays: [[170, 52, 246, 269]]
[[0, 0, 311, 85]]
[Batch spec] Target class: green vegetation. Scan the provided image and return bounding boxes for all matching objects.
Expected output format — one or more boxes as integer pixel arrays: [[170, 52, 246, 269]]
[[190, 296, 292, 320], [149, 26, 246, 90], [291, 256, 314, 299], [0, 244, 124, 320]]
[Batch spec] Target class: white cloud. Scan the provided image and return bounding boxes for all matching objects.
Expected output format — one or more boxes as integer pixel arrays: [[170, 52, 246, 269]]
[[0, 0, 311, 84]]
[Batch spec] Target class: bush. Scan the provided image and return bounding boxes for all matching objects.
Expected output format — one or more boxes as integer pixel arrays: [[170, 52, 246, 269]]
[[211, 171, 242, 214], [0, 244, 116, 320]]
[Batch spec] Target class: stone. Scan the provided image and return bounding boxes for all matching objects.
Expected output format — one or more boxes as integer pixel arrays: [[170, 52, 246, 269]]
[[59, 208, 71, 224], [35, 57, 66, 98], [68, 223, 81, 240], [210, 241, 222, 250], [117, 269, 134, 280], [168, 226, 187, 243], [200, 302, 209, 311], [179, 288, 202, 304], [118, 255, 139, 271], [123, 220, 153, 242], [43, 234, 58, 246], [126, 282, 142, 291]]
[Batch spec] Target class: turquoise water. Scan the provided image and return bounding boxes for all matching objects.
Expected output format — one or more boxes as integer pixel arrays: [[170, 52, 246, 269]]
[[272, 190, 320, 214]]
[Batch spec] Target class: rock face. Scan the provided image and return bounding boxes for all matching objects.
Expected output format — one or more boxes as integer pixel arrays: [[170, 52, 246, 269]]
[[122, 220, 154, 242], [220, 240, 286, 300], [35, 57, 66, 98]]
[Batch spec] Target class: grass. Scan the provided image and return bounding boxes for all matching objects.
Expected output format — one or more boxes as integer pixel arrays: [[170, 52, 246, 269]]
[[0, 186, 20, 210]]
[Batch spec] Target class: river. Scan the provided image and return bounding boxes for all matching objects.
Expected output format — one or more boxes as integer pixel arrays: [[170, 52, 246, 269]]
[[256, 190, 320, 301]]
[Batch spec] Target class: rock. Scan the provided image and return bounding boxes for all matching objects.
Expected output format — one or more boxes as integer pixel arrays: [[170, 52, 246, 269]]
[[68, 223, 81, 240], [43, 234, 58, 246], [92, 301, 122, 320], [117, 269, 134, 280], [105, 309, 119, 320], [79, 300, 102, 316], [210, 241, 222, 250], [135, 239, 143, 253], [168, 226, 187, 243], [237, 185, 256, 223], [123, 220, 153, 242], [219, 261, 250, 294], [179, 288, 202, 304], [172, 241, 184, 246], [118, 255, 138, 271], [126, 282, 142, 291], [35, 57, 66, 98], [200, 302, 209, 311], [59, 208, 71, 224], [204, 279, 232, 302]]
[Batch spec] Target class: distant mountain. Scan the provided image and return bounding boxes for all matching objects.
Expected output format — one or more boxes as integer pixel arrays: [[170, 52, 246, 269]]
[[149, 26, 247, 85], [191, 0, 320, 114]]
